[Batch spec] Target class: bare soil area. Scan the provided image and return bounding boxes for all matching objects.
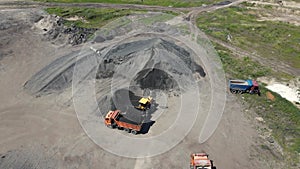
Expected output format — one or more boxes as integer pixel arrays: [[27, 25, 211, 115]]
[[0, 2, 293, 169]]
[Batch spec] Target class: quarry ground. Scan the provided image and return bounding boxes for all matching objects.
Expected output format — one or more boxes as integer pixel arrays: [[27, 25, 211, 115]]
[[0, 0, 299, 169]]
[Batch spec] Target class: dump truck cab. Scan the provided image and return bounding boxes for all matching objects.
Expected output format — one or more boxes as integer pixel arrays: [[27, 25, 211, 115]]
[[135, 96, 152, 111], [249, 79, 259, 94], [104, 110, 120, 128], [190, 153, 212, 169]]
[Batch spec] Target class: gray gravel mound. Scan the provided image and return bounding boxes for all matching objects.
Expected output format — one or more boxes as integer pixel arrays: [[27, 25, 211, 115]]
[[25, 37, 205, 95], [97, 38, 205, 90], [24, 49, 95, 95]]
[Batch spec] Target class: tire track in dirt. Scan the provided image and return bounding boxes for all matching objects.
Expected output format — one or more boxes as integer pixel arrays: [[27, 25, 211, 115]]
[[207, 35, 300, 76]]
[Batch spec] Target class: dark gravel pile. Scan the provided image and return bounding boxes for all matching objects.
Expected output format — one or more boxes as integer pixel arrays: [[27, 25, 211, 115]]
[[45, 22, 97, 46], [24, 37, 205, 95]]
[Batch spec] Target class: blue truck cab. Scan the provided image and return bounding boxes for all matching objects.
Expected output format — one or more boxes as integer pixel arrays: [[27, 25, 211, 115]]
[[229, 79, 260, 95]]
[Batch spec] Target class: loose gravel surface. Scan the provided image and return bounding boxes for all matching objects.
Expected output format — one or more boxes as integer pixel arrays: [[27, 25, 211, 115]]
[[0, 2, 288, 169]]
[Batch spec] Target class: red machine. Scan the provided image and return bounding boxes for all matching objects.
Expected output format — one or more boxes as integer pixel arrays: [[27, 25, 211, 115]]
[[190, 153, 212, 169], [104, 110, 143, 135]]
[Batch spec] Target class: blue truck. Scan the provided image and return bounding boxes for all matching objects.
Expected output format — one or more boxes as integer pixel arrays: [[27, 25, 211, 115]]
[[229, 79, 260, 95]]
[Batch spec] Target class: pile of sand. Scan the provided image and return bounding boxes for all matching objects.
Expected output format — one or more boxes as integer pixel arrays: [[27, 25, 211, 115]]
[[258, 77, 300, 105], [34, 15, 62, 32], [266, 83, 300, 104]]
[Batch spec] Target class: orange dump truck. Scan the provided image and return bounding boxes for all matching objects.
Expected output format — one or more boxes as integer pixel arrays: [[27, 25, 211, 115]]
[[104, 110, 143, 135], [190, 153, 212, 169]]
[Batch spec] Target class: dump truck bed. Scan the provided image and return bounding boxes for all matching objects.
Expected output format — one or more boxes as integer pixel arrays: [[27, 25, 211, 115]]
[[115, 110, 143, 131], [119, 106, 144, 124], [116, 114, 143, 131], [230, 79, 250, 85], [229, 79, 252, 90], [117, 120, 142, 131], [118, 115, 141, 125]]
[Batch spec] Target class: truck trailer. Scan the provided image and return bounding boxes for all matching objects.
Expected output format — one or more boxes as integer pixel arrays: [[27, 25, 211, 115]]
[[229, 79, 260, 95], [104, 110, 143, 135]]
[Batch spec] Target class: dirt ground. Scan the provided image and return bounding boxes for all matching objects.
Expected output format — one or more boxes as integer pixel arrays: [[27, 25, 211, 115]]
[[0, 2, 292, 169]]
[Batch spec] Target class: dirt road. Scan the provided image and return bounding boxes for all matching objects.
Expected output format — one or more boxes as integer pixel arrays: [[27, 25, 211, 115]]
[[207, 35, 300, 76], [0, 0, 241, 12], [0, 0, 205, 11]]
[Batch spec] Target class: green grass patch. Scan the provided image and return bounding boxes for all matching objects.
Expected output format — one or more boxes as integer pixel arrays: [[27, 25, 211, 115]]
[[244, 86, 300, 164], [46, 7, 179, 29], [260, 144, 271, 150], [215, 43, 295, 81], [215, 44, 300, 164], [197, 4, 300, 69], [46, 7, 137, 28], [215, 43, 272, 79], [35, 0, 222, 7]]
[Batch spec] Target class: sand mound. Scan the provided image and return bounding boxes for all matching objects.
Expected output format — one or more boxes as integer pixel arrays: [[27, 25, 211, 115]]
[[266, 83, 300, 104]]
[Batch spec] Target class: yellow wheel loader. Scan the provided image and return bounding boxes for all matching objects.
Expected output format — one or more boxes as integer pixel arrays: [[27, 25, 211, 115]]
[[135, 96, 152, 111]]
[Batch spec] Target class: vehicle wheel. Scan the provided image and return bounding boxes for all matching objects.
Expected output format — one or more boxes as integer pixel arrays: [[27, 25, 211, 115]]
[[111, 124, 116, 129], [231, 89, 237, 94], [237, 90, 243, 94], [124, 128, 131, 133], [107, 124, 116, 129], [131, 130, 138, 135], [117, 127, 123, 130]]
